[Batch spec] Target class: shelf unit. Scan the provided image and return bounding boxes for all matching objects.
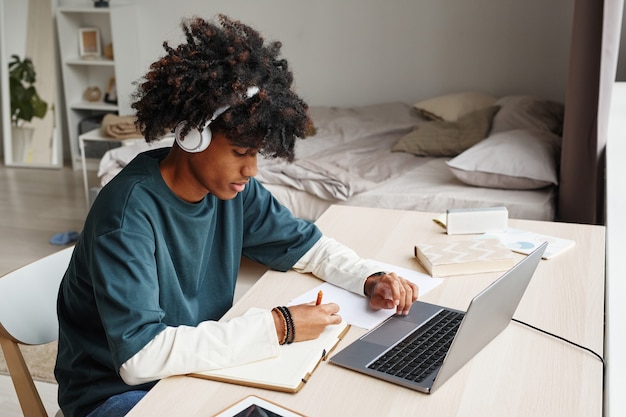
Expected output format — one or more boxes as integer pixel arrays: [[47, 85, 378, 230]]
[[56, 5, 140, 170], [79, 127, 144, 206]]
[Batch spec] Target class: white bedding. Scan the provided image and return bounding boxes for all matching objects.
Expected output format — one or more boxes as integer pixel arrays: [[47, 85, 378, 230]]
[[98, 102, 556, 222], [98, 136, 175, 185], [256, 102, 423, 200], [256, 102, 555, 221], [263, 158, 555, 221]]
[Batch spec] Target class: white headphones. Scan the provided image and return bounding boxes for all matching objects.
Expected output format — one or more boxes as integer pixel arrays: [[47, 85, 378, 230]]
[[174, 86, 260, 153]]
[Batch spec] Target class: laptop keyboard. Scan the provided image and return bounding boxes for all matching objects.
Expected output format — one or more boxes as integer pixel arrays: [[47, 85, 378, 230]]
[[368, 309, 464, 383]]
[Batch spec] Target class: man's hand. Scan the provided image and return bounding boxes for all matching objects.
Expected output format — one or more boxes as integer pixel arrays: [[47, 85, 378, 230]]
[[364, 272, 419, 315], [272, 303, 341, 344]]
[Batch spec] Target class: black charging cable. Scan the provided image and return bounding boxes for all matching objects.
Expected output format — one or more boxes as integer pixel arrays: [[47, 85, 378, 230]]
[[512, 318, 605, 366]]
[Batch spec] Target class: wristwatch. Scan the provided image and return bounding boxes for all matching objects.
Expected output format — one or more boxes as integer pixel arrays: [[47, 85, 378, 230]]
[[364, 271, 386, 297]]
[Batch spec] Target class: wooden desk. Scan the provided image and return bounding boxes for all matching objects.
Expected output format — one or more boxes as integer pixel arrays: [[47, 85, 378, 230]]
[[127, 206, 605, 417]]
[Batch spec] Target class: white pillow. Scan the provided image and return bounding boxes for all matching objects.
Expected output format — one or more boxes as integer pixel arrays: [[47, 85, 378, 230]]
[[446, 129, 561, 190], [414, 92, 497, 122]]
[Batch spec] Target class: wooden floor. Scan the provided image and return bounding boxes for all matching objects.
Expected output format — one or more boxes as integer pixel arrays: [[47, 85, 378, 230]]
[[0, 163, 90, 275], [0, 162, 87, 416], [0, 161, 267, 416]]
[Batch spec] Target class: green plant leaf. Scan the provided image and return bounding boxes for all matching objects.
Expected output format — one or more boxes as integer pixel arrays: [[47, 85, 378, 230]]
[[8, 54, 48, 126]]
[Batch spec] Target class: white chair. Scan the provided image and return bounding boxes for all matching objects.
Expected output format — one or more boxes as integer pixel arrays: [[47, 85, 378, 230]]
[[0, 246, 74, 417]]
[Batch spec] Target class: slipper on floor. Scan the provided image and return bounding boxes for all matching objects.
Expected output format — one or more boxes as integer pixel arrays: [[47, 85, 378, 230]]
[[50, 231, 79, 245]]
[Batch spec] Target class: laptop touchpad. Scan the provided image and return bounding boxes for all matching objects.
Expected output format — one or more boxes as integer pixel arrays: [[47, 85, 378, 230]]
[[362, 319, 418, 346]]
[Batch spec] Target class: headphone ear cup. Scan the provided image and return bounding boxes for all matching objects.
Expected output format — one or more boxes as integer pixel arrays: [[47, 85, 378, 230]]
[[174, 121, 212, 153], [174, 87, 257, 153]]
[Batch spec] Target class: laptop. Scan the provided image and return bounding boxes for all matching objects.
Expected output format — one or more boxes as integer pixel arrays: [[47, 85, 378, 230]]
[[330, 241, 547, 393]]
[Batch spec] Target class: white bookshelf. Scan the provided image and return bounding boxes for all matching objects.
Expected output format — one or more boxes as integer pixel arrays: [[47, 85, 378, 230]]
[[56, 4, 141, 169]]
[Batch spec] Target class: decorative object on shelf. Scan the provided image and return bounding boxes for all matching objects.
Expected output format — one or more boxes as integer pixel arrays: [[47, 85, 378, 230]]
[[103, 43, 114, 60], [79, 28, 101, 59], [8, 54, 49, 163], [92, 0, 110, 7], [104, 77, 117, 104], [84, 86, 102, 102]]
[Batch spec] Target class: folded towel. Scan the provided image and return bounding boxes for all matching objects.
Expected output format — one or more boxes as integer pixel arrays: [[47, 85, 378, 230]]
[[101, 114, 143, 139]]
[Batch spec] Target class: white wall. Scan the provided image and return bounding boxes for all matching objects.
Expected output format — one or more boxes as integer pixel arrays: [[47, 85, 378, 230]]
[[59, 0, 574, 107], [605, 82, 626, 417], [618, 4, 626, 80]]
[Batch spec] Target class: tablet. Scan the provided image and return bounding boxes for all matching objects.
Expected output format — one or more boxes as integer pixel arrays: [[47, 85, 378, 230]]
[[212, 395, 307, 417]]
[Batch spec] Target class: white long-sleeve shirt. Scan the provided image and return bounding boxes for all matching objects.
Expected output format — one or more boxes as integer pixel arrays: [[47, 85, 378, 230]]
[[119, 236, 384, 385]]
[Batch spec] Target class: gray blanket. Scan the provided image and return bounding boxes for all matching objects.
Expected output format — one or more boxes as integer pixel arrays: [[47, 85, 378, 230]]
[[256, 102, 424, 200]]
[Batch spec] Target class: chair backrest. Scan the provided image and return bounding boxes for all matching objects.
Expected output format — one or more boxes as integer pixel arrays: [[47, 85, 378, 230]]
[[0, 246, 74, 417]]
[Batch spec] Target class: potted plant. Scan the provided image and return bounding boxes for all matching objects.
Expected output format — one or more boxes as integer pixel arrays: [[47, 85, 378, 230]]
[[8, 54, 48, 162]]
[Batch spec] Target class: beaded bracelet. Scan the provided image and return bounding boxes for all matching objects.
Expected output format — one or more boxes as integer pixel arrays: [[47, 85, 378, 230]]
[[284, 306, 295, 344], [272, 307, 288, 345], [276, 306, 296, 344]]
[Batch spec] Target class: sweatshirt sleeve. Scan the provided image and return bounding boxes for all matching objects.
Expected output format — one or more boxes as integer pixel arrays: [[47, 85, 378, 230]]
[[120, 236, 381, 385], [119, 309, 279, 385], [292, 236, 386, 295]]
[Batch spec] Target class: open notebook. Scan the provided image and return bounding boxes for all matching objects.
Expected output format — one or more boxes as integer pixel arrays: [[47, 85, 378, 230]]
[[190, 308, 350, 393]]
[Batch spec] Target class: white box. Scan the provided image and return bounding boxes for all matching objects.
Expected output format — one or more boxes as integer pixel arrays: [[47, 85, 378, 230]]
[[445, 207, 508, 235]]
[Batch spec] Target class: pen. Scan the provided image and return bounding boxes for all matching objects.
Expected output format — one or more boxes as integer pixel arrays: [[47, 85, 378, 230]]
[[316, 290, 323, 306]]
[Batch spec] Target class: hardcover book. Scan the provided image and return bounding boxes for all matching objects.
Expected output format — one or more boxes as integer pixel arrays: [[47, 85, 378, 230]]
[[414, 239, 516, 277]]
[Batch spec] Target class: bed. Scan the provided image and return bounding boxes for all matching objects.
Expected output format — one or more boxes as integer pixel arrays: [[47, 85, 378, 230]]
[[97, 93, 564, 222]]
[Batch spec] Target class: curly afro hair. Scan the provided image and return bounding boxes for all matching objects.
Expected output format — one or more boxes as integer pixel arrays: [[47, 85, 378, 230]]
[[131, 14, 314, 161]]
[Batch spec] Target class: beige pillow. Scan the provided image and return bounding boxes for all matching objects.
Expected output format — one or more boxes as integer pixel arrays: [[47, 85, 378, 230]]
[[392, 105, 500, 157], [491, 95, 565, 135], [414, 92, 497, 121], [446, 129, 561, 190]]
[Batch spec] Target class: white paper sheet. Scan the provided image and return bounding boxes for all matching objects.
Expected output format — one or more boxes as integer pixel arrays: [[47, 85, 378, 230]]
[[289, 262, 443, 330], [482, 228, 575, 259]]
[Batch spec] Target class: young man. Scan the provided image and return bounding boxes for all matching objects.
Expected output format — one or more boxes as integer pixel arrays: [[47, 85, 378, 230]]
[[55, 15, 418, 417]]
